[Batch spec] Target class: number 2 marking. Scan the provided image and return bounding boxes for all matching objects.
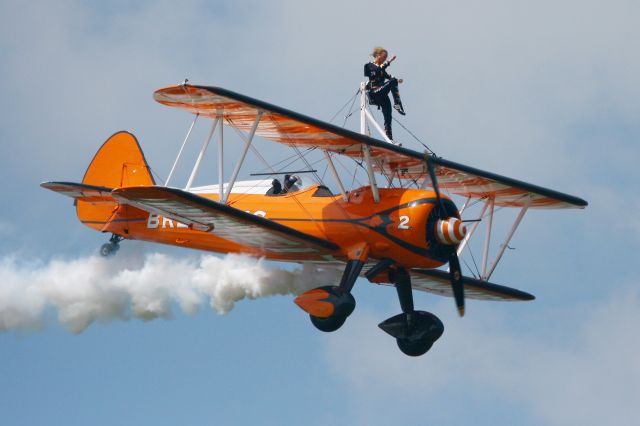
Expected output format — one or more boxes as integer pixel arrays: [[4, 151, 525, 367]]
[[398, 215, 410, 230]]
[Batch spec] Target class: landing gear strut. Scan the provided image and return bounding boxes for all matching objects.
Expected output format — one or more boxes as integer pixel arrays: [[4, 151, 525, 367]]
[[378, 268, 444, 356], [295, 259, 364, 333], [100, 234, 123, 257]]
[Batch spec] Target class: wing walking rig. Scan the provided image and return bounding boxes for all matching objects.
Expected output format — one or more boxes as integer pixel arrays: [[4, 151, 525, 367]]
[[42, 81, 587, 356]]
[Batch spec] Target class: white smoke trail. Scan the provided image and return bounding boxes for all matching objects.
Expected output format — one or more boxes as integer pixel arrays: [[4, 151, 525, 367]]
[[0, 251, 341, 334]]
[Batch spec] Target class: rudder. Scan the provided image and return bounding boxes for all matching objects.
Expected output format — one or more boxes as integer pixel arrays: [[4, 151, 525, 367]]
[[82, 131, 155, 188], [77, 131, 154, 232]]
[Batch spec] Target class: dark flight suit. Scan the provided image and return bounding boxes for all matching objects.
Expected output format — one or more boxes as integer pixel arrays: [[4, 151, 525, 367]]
[[364, 61, 403, 139]]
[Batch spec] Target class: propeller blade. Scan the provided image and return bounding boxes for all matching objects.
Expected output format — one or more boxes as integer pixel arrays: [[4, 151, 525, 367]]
[[428, 155, 465, 316], [426, 157, 447, 216], [449, 251, 465, 316], [426, 157, 442, 200]]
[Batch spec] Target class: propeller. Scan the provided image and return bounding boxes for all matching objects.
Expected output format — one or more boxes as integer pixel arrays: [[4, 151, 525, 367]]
[[426, 156, 466, 317]]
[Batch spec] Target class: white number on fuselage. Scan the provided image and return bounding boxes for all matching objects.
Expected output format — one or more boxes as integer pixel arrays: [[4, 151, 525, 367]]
[[398, 215, 410, 230]]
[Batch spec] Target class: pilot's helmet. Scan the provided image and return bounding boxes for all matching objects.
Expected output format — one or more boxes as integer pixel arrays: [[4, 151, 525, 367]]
[[289, 175, 301, 186]]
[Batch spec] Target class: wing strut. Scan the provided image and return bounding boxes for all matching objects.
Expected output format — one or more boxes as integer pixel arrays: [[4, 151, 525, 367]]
[[186, 115, 219, 190], [480, 198, 495, 279], [222, 111, 263, 203], [457, 196, 531, 281], [323, 150, 348, 201], [218, 111, 224, 201], [166, 113, 198, 187], [457, 198, 491, 256], [362, 145, 380, 203], [485, 198, 531, 280], [458, 196, 471, 215]]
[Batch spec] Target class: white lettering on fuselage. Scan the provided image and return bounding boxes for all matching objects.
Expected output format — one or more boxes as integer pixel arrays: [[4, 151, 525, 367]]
[[147, 214, 189, 229], [146, 211, 267, 229]]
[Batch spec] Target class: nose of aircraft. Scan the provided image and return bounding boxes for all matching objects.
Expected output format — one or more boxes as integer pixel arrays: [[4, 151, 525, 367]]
[[434, 217, 467, 245]]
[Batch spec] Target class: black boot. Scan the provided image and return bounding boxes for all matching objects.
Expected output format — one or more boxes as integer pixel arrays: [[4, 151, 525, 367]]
[[394, 102, 406, 116], [385, 127, 393, 140]]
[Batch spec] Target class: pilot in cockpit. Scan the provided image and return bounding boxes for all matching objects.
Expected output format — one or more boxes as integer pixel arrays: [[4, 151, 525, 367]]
[[282, 174, 301, 193], [266, 178, 282, 196]]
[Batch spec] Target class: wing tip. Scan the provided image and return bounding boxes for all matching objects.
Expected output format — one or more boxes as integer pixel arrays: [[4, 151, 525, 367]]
[[521, 292, 536, 301], [411, 268, 536, 302]]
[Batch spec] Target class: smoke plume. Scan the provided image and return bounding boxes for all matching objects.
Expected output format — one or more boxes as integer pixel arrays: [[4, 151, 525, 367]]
[[0, 251, 341, 333]]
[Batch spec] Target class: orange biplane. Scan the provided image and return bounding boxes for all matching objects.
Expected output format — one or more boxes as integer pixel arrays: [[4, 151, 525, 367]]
[[42, 82, 587, 356]]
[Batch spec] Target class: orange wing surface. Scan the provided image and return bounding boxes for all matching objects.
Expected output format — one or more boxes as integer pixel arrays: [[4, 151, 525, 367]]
[[112, 186, 339, 256], [154, 85, 587, 209], [407, 269, 535, 301]]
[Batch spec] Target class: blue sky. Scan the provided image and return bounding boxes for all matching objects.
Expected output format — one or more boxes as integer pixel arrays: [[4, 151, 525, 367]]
[[1, 1, 639, 425]]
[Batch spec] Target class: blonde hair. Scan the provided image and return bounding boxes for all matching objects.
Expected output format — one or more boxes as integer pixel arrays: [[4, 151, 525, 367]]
[[371, 46, 387, 58]]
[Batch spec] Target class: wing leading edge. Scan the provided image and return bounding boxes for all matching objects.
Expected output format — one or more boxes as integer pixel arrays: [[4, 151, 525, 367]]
[[408, 268, 535, 301], [154, 84, 587, 209]]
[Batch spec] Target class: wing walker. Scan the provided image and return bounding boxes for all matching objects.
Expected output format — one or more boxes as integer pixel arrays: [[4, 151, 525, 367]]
[[43, 82, 587, 356]]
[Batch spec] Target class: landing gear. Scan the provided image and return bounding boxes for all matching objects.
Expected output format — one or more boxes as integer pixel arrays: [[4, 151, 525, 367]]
[[378, 268, 444, 357], [296, 258, 445, 355], [397, 334, 434, 356], [296, 259, 364, 333], [310, 313, 347, 332], [100, 234, 123, 257]]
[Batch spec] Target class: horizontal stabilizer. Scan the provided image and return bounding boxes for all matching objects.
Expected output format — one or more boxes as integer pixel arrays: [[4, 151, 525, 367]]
[[112, 186, 339, 255], [409, 268, 535, 301], [41, 181, 114, 204]]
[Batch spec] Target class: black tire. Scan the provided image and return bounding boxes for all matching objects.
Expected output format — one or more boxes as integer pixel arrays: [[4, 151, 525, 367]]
[[310, 314, 347, 332], [396, 337, 434, 357], [100, 243, 114, 257]]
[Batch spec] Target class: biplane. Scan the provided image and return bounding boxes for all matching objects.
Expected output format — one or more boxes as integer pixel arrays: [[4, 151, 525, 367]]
[[42, 82, 587, 356]]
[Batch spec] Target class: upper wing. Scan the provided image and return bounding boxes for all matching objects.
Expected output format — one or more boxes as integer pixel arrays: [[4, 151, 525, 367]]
[[154, 84, 587, 209], [408, 268, 535, 301], [422, 157, 588, 209], [111, 186, 339, 257]]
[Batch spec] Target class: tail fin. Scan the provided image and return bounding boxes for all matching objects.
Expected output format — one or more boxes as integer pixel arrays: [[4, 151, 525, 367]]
[[77, 131, 154, 232], [82, 131, 155, 188]]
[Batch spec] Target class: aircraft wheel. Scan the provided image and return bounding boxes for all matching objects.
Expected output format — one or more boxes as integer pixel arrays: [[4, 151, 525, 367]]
[[396, 336, 434, 357], [100, 243, 118, 257], [310, 314, 347, 332]]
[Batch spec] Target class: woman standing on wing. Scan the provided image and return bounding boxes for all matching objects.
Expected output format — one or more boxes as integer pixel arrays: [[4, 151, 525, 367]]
[[364, 46, 405, 140]]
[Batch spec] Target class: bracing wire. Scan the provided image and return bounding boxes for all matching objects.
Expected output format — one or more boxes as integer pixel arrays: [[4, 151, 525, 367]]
[[461, 257, 478, 279], [292, 145, 323, 185], [342, 91, 360, 128], [392, 116, 436, 156], [149, 166, 166, 186], [328, 89, 360, 125], [467, 244, 481, 278]]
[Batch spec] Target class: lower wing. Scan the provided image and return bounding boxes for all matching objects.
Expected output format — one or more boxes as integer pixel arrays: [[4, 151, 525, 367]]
[[111, 186, 339, 257], [408, 268, 535, 301]]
